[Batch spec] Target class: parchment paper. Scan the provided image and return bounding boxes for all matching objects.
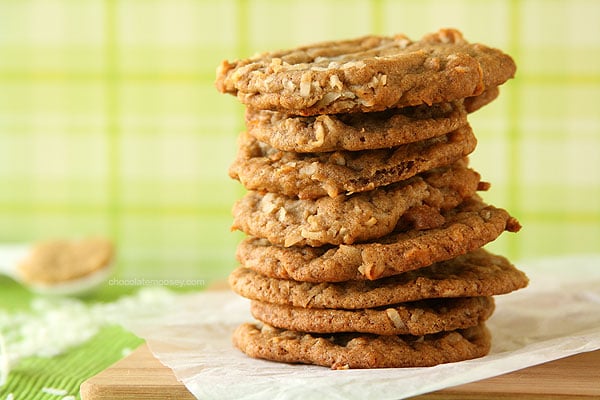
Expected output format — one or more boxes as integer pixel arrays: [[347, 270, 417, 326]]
[[124, 255, 600, 400]]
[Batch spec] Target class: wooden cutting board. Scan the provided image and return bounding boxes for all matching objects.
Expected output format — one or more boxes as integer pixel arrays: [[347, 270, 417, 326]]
[[81, 345, 600, 399]]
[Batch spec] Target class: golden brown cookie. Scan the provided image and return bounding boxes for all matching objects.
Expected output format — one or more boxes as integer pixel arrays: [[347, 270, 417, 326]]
[[236, 197, 520, 282], [229, 124, 477, 199], [18, 237, 113, 284], [216, 29, 516, 116], [229, 248, 528, 309], [463, 86, 500, 113], [250, 296, 494, 336], [232, 160, 481, 247], [233, 322, 492, 369], [245, 101, 467, 152]]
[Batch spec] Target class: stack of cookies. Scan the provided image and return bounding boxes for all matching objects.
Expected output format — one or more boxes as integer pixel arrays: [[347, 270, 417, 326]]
[[216, 28, 528, 369]]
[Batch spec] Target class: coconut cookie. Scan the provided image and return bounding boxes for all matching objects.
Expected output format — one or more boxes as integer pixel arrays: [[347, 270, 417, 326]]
[[216, 28, 515, 116], [229, 124, 477, 199], [236, 197, 520, 282], [245, 101, 468, 152], [229, 248, 529, 309], [18, 237, 114, 284], [464, 86, 500, 113], [250, 296, 494, 336], [233, 322, 492, 369], [232, 160, 481, 247]]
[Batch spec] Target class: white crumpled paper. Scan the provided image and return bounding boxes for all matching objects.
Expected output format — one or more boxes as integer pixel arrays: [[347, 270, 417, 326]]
[[124, 255, 600, 400]]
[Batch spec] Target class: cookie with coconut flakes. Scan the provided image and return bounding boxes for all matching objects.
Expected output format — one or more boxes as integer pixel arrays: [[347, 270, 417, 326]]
[[245, 101, 467, 153], [236, 196, 520, 282], [464, 86, 500, 113], [233, 322, 492, 369], [216, 28, 515, 116], [229, 248, 528, 309], [250, 296, 494, 336], [232, 160, 481, 247], [229, 124, 476, 199], [244, 87, 499, 153], [18, 237, 113, 284]]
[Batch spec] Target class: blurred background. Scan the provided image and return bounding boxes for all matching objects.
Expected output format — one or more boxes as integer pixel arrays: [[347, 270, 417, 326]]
[[1, 0, 599, 288]]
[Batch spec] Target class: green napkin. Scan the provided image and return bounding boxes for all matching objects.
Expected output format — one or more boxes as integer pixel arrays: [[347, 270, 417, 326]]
[[0, 324, 142, 400], [0, 278, 180, 400]]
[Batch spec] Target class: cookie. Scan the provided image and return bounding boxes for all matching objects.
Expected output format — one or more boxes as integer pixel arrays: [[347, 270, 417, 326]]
[[464, 86, 499, 113], [232, 160, 481, 247], [250, 296, 494, 336], [18, 237, 113, 284], [216, 28, 516, 116], [232, 322, 491, 369], [229, 248, 529, 309], [245, 101, 467, 153], [236, 196, 520, 282], [229, 124, 477, 199]]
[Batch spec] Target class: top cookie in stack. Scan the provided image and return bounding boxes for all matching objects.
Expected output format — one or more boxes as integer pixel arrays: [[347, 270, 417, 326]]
[[216, 28, 527, 369], [216, 28, 514, 116]]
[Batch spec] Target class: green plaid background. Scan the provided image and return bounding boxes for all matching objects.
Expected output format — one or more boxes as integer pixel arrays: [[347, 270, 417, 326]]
[[1, 0, 599, 286]]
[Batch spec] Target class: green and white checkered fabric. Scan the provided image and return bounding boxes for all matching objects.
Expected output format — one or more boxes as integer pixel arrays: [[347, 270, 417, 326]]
[[1, 0, 599, 286]]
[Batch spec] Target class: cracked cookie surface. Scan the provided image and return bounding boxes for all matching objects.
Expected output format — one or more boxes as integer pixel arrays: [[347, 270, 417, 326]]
[[216, 29, 515, 116], [236, 196, 520, 282], [251, 296, 494, 336], [229, 248, 529, 309], [233, 322, 492, 369], [229, 124, 477, 199], [232, 160, 481, 247], [245, 101, 467, 152]]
